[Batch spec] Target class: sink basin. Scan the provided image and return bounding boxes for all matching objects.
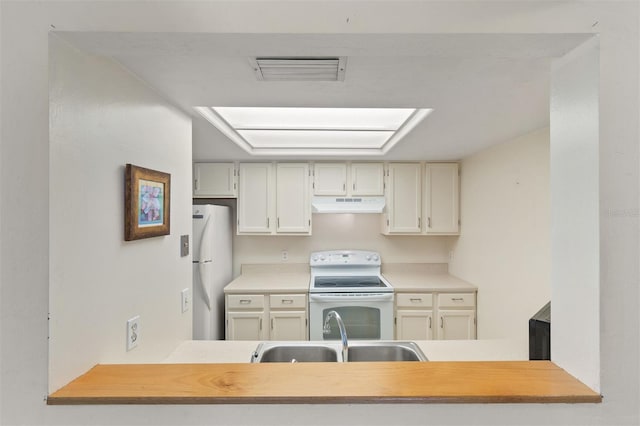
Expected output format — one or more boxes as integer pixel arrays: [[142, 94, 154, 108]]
[[347, 342, 426, 362], [251, 341, 427, 363], [251, 343, 339, 363]]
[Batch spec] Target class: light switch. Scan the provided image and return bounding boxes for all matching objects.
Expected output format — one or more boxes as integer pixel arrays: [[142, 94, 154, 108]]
[[181, 235, 189, 257]]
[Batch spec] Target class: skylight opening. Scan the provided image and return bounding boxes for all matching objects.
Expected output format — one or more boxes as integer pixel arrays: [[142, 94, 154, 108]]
[[194, 107, 433, 156]]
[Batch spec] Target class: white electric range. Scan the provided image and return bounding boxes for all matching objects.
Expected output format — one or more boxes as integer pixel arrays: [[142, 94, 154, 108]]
[[308, 250, 394, 340]]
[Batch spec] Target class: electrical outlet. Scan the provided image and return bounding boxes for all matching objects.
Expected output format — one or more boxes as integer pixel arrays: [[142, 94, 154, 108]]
[[181, 288, 190, 313], [281, 250, 288, 261], [126, 316, 140, 351]]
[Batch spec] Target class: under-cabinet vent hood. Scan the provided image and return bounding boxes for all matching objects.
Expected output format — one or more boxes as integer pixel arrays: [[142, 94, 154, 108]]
[[311, 196, 385, 214]]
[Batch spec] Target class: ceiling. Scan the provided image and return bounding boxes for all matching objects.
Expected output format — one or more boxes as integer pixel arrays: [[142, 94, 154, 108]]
[[56, 32, 591, 161]]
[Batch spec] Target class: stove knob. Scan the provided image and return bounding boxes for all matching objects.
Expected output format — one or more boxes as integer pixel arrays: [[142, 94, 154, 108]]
[[312, 256, 318, 262], [320, 255, 326, 261], [372, 255, 379, 261], [366, 255, 371, 261]]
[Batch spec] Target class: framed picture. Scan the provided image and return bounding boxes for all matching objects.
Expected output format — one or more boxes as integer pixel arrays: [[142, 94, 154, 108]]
[[124, 164, 171, 241]]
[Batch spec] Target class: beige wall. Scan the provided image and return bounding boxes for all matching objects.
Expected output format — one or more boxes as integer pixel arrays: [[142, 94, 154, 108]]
[[48, 36, 193, 392], [234, 214, 453, 276], [1, 1, 638, 425], [450, 128, 551, 350]]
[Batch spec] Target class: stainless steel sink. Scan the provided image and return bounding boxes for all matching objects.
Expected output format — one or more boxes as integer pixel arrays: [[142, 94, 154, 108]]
[[252, 343, 339, 363], [347, 342, 426, 362], [251, 341, 427, 363]]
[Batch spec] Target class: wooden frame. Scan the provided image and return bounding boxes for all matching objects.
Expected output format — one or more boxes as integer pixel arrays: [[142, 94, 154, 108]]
[[124, 164, 170, 241]]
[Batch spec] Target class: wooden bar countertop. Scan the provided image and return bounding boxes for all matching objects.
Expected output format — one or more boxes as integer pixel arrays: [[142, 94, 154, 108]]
[[48, 361, 601, 405]]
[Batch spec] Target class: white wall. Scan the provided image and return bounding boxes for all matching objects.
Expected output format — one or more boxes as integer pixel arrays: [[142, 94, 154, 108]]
[[550, 38, 600, 391], [449, 128, 550, 349], [1, 1, 638, 425], [48, 36, 193, 392], [234, 214, 452, 276]]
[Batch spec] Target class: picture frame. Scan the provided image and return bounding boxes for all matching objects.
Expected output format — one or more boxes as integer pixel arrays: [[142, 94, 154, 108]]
[[124, 164, 171, 241]]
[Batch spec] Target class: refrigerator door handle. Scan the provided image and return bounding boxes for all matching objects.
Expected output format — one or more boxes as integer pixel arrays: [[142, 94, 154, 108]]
[[198, 215, 214, 311]]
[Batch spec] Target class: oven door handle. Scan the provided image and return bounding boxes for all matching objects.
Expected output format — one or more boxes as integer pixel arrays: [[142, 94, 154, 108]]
[[309, 293, 394, 303]]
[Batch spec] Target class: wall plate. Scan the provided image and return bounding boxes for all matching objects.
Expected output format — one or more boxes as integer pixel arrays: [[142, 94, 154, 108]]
[[126, 315, 140, 351]]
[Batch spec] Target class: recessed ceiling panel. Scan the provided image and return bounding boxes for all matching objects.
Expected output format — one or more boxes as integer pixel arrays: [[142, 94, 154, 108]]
[[197, 106, 430, 155], [237, 129, 394, 148]]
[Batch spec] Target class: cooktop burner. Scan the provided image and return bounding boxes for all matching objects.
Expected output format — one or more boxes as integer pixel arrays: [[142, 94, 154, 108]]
[[313, 276, 387, 288]]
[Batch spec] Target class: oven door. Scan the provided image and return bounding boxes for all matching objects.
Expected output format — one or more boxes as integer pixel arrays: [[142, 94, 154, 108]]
[[309, 293, 394, 340]]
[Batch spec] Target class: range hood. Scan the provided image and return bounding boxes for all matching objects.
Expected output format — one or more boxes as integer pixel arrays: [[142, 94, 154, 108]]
[[311, 196, 385, 214]]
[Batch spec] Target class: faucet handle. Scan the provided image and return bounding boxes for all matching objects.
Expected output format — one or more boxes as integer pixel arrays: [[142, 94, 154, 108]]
[[323, 324, 331, 334]]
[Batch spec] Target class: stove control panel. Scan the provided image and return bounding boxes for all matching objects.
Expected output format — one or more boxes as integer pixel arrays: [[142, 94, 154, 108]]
[[310, 250, 381, 267]]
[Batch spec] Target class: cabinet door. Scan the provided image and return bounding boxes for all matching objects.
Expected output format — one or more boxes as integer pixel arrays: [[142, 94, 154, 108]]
[[314, 163, 347, 195], [193, 163, 236, 198], [437, 310, 476, 340], [386, 163, 422, 233], [269, 311, 307, 340], [424, 163, 459, 234], [351, 163, 384, 196], [227, 311, 266, 340], [276, 163, 311, 233], [396, 310, 433, 340], [237, 163, 273, 234]]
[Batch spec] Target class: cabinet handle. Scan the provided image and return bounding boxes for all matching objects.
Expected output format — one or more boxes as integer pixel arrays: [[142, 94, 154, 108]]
[[277, 217, 280, 228], [271, 318, 274, 330], [428, 217, 432, 228], [259, 318, 262, 330], [353, 183, 356, 191], [410, 298, 422, 303], [429, 317, 432, 329], [194, 179, 199, 191], [281, 299, 293, 304], [451, 297, 464, 302], [440, 317, 443, 328], [343, 183, 346, 191], [418, 218, 421, 228], [267, 218, 270, 228], [239, 299, 251, 304]]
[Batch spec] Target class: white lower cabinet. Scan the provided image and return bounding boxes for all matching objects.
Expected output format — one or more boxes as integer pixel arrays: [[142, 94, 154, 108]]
[[226, 294, 267, 340], [437, 310, 476, 340], [436, 293, 476, 340], [226, 293, 307, 341], [395, 293, 433, 340], [268, 294, 308, 340], [227, 312, 267, 341], [395, 291, 476, 341]]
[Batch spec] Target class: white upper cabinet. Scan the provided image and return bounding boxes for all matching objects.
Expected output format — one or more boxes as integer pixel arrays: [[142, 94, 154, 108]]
[[313, 162, 383, 196], [276, 163, 311, 234], [383, 163, 422, 234], [424, 163, 460, 234], [351, 163, 384, 196], [237, 163, 274, 234], [193, 162, 237, 198], [313, 163, 347, 195]]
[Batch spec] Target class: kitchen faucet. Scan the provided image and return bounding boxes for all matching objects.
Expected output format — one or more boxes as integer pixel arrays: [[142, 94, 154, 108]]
[[323, 310, 348, 362]]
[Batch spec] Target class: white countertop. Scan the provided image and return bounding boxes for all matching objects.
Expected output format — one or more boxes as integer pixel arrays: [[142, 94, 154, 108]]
[[224, 263, 476, 294], [162, 339, 528, 363], [382, 263, 477, 292], [224, 263, 310, 294]]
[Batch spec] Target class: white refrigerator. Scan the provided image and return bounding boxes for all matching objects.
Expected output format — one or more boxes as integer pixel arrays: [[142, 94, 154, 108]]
[[192, 204, 232, 340]]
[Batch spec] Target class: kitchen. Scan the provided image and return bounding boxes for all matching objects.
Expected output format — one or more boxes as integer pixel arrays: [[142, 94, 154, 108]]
[[24, 2, 626, 420], [49, 31, 560, 395]]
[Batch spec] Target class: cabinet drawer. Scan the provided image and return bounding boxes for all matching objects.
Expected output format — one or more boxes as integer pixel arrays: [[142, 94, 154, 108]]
[[438, 293, 475, 308], [269, 294, 307, 309], [396, 293, 433, 308], [227, 295, 264, 309]]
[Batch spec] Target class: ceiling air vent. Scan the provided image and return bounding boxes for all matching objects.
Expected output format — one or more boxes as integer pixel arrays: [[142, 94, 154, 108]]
[[249, 57, 347, 81]]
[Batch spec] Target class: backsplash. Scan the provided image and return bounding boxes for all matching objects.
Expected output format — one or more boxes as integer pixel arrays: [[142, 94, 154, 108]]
[[233, 213, 455, 276]]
